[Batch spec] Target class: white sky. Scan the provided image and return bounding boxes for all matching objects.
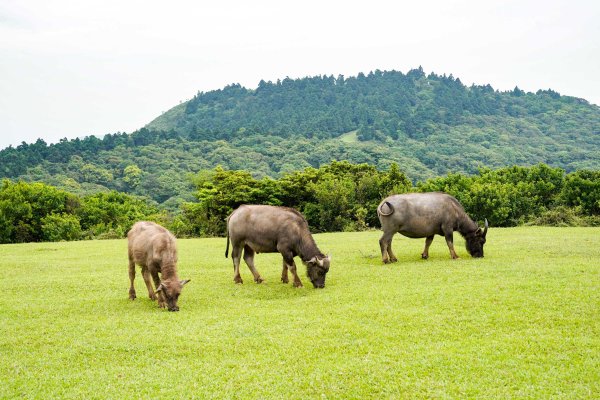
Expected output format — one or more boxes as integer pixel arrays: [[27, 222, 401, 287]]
[[1, 0, 599, 150]]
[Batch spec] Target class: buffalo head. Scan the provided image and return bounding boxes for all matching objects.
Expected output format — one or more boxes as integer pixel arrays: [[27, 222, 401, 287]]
[[465, 219, 488, 258], [155, 279, 190, 311], [305, 255, 331, 288]]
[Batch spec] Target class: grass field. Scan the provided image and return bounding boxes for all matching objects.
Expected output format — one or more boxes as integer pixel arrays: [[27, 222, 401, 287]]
[[1, 227, 599, 399]]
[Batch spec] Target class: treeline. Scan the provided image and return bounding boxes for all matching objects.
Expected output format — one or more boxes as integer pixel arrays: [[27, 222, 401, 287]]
[[1, 161, 599, 244], [2, 69, 599, 207], [174, 68, 596, 142]]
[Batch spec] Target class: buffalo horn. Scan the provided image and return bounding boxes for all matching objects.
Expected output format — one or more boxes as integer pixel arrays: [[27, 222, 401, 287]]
[[181, 279, 191, 286], [154, 284, 164, 293], [483, 219, 489, 237]]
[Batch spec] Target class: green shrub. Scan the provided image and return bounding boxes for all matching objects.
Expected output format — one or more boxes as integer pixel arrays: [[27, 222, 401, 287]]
[[530, 206, 584, 227], [41, 213, 82, 241]]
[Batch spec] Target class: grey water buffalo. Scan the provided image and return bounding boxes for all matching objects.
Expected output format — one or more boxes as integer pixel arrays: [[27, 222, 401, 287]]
[[226, 205, 331, 288], [377, 192, 488, 262], [127, 221, 190, 311]]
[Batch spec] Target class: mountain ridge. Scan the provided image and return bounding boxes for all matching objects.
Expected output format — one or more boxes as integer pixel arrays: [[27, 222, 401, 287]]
[[1, 68, 599, 206]]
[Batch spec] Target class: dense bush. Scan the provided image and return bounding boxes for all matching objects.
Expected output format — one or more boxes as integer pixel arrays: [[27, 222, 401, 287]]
[[178, 161, 412, 235], [0, 181, 160, 243], [41, 213, 82, 242], [0, 180, 78, 243], [0, 162, 599, 243], [182, 162, 600, 235], [77, 191, 161, 239]]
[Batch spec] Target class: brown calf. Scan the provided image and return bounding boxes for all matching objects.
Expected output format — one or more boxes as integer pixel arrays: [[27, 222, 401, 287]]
[[127, 221, 190, 311]]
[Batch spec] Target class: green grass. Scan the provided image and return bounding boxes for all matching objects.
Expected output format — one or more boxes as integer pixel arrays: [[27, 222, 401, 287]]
[[1, 227, 599, 399], [338, 130, 358, 143]]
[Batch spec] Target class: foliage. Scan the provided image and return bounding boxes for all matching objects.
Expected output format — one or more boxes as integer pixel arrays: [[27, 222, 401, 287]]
[[1, 161, 599, 243], [77, 191, 161, 239], [561, 169, 600, 214], [1, 69, 599, 206], [0, 180, 78, 243], [41, 213, 82, 241], [182, 161, 411, 236], [417, 164, 576, 226], [0, 181, 159, 243], [184, 161, 598, 234], [1, 228, 599, 398]]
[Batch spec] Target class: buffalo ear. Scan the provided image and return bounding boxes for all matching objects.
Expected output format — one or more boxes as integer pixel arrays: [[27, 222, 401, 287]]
[[181, 279, 191, 286]]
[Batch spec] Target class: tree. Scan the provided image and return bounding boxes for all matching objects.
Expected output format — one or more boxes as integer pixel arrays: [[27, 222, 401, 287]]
[[123, 164, 143, 189], [561, 170, 600, 215], [41, 213, 82, 241], [0, 180, 79, 243]]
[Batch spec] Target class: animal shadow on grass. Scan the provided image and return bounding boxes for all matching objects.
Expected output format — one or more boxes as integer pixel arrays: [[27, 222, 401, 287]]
[[229, 279, 317, 301]]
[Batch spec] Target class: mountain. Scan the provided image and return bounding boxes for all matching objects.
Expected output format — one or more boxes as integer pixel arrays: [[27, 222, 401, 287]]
[[2, 68, 599, 207]]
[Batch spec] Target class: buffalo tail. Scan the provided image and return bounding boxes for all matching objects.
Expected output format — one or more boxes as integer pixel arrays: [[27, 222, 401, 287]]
[[378, 201, 395, 216], [225, 233, 230, 258]]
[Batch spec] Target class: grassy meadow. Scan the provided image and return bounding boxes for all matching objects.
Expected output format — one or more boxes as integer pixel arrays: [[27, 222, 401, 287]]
[[1, 227, 599, 399]]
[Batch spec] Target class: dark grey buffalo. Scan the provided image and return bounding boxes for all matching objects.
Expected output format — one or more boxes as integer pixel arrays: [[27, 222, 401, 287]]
[[226, 205, 331, 288], [377, 192, 488, 262]]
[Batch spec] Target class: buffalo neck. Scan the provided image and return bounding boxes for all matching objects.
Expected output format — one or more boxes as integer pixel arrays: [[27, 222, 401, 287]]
[[160, 260, 178, 280], [298, 232, 322, 262], [458, 217, 479, 237]]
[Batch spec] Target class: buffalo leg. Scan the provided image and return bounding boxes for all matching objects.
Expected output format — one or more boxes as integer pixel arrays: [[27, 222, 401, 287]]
[[444, 232, 459, 259], [231, 243, 244, 284], [288, 261, 303, 288], [128, 256, 137, 300], [387, 240, 398, 263], [141, 267, 156, 300], [279, 249, 303, 287], [150, 269, 166, 308], [379, 231, 397, 263], [243, 245, 264, 283], [280, 261, 289, 284], [422, 235, 434, 259]]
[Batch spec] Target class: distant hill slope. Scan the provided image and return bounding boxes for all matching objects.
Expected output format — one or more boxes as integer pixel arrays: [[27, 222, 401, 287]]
[[2, 68, 599, 206]]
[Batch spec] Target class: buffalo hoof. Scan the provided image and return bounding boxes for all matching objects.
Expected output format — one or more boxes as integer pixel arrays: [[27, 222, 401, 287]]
[[390, 257, 398, 263], [234, 276, 243, 284], [129, 293, 136, 300], [281, 278, 289, 284], [254, 277, 264, 284], [421, 254, 429, 259], [293, 282, 304, 288]]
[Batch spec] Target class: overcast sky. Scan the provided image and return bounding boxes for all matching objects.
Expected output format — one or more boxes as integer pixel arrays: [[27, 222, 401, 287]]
[[1, 0, 598, 150]]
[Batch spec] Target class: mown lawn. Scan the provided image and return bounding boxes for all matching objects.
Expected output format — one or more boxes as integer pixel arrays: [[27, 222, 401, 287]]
[[1, 227, 599, 399]]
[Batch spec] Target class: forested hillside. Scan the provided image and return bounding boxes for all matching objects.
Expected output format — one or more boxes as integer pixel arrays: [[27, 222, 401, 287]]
[[1, 68, 599, 207]]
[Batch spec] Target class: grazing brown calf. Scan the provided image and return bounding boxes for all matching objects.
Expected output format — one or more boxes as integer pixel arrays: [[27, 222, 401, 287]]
[[127, 221, 190, 311]]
